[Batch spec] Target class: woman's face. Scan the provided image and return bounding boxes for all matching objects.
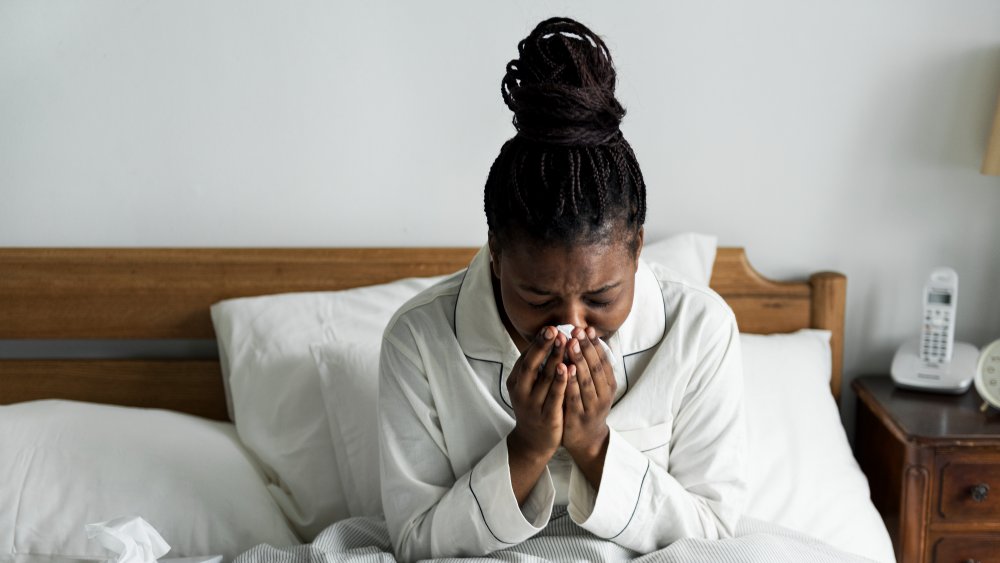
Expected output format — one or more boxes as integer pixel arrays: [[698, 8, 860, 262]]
[[489, 230, 643, 351]]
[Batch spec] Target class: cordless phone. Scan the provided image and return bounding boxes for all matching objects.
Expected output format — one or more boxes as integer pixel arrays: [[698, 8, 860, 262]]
[[892, 267, 976, 393], [919, 267, 958, 364]]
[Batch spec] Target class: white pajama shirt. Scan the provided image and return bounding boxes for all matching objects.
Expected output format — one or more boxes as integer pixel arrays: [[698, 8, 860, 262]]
[[377, 246, 746, 562]]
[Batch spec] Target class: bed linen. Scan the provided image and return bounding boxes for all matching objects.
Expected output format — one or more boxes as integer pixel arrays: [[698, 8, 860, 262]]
[[233, 511, 877, 563], [740, 331, 893, 562], [0, 401, 298, 562]]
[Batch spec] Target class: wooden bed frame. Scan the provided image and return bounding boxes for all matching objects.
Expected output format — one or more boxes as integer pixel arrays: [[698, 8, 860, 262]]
[[0, 247, 846, 421]]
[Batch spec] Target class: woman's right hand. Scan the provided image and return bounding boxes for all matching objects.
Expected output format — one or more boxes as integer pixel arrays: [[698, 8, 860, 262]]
[[506, 326, 568, 503]]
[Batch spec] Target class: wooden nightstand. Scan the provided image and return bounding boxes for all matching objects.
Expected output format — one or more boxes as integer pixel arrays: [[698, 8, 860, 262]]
[[853, 376, 1000, 563]]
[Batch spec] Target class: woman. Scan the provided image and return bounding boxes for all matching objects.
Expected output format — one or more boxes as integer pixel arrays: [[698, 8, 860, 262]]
[[378, 17, 745, 562]]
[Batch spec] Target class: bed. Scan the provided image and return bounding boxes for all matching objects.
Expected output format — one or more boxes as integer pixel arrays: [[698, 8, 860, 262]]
[[0, 237, 895, 562]]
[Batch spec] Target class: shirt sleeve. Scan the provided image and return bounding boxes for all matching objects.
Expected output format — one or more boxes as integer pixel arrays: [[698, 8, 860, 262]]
[[378, 328, 555, 562], [566, 311, 746, 553]]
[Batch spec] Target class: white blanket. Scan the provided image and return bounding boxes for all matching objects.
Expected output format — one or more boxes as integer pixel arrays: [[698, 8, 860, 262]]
[[234, 508, 878, 563]]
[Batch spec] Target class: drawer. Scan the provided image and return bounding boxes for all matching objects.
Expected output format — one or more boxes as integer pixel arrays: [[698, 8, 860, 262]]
[[936, 458, 1000, 522], [931, 534, 1000, 563]]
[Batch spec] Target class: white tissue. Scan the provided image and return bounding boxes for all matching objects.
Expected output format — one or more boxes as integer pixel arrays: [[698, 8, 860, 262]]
[[596, 338, 618, 369], [552, 324, 618, 368], [85, 516, 170, 563]]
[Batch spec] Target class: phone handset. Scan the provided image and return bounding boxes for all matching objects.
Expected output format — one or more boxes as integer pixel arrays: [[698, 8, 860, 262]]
[[919, 267, 958, 364]]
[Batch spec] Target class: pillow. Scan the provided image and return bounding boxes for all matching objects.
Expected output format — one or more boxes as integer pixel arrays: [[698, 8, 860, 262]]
[[0, 400, 298, 562], [639, 232, 717, 285], [210, 275, 446, 538], [741, 329, 895, 563], [311, 340, 383, 517]]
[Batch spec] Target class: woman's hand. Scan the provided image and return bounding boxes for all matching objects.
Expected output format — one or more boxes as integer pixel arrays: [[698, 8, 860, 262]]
[[506, 326, 569, 505], [562, 326, 616, 488]]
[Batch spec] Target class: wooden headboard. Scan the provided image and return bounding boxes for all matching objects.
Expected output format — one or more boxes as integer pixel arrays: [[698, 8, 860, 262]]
[[0, 247, 845, 420]]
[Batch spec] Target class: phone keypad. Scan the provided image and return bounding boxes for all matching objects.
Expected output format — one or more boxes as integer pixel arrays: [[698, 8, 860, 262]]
[[920, 308, 952, 363]]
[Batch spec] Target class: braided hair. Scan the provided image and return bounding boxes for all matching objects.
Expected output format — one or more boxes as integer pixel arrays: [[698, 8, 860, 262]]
[[484, 17, 647, 252]]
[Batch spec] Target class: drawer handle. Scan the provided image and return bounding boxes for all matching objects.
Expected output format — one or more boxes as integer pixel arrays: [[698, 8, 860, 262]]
[[963, 559, 980, 563], [970, 483, 990, 502]]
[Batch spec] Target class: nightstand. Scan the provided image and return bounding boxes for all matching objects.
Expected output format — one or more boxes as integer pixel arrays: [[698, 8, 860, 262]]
[[853, 376, 1000, 563]]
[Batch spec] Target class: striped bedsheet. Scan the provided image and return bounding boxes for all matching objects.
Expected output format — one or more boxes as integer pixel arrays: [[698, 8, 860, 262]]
[[234, 507, 879, 563]]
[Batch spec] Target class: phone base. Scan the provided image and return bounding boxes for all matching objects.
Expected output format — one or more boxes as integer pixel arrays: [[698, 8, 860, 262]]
[[891, 338, 978, 394]]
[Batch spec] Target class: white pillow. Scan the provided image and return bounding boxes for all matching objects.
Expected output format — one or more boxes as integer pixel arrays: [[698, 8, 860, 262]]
[[311, 340, 383, 517], [640, 232, 717, 285], [0, 400, 298, 562], [210, 276, 446, 537], [741, 330, 895, 563]]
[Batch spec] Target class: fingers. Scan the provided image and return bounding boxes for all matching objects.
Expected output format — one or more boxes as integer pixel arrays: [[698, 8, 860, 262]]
[[567, 328, 607, 411], [531, 331, 565, 403], [541, 363, 568, 417], [510, 326, 557, 397], [563, 363, 582, 415]]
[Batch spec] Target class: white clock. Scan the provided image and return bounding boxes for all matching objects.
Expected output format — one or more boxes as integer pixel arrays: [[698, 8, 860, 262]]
[[975, 338, 1000, 412]]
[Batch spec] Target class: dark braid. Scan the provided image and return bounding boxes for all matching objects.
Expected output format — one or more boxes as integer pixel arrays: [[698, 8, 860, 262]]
[[484, 17, 647, 252]]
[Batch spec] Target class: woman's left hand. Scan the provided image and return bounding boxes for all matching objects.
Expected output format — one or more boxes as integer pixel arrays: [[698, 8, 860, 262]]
[[562, 327, 616, 486]]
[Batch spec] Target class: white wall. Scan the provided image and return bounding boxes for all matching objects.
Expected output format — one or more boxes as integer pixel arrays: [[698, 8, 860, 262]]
[[2, 1, 1000, 436]]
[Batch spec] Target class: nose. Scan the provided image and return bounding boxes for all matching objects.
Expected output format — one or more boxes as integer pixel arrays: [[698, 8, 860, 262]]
[[556, 302, 588, 331]]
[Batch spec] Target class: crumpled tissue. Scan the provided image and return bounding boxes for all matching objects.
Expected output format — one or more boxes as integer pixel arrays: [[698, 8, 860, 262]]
[[85, 516, 170, 563], [554, 324, 618, 368]]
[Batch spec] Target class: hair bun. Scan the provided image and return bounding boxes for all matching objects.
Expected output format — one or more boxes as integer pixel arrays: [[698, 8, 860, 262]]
[[502, 17, 625, 147]]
